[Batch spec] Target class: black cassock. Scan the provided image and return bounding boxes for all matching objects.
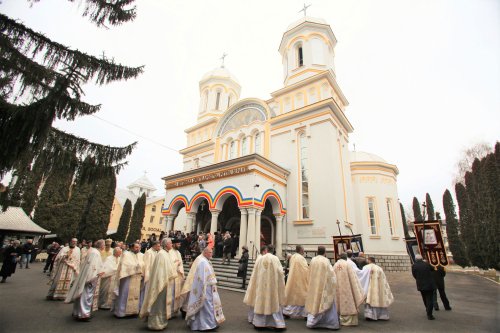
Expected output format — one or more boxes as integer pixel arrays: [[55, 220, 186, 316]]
[[1, 246, 21, 279]]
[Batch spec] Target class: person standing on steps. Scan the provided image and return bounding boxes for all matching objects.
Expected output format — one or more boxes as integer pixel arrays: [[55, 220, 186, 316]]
[[238, 245, 249, 289]]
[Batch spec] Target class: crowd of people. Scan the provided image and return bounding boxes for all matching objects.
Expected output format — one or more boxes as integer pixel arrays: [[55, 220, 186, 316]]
[[0, 235, 452, 330]]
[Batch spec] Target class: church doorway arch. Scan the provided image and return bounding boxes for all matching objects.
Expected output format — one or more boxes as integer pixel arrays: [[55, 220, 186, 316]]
[[195, 199, 211, 234], [261, 199, 277, 246], [218, 195, 241, 234]]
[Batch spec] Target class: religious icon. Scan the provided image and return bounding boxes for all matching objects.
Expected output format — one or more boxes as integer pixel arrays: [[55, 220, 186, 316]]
[[423, 229, 438, 245]]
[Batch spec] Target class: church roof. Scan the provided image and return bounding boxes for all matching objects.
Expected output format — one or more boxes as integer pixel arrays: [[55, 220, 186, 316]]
[[200, 66, 240, 85], [349, 151, 387, 163], [0, 206, 50, 234], [115, 188, 139, 207], [127, 175, 157, 192], [286, 16, 329, 31], [146, 195, 164, 206]]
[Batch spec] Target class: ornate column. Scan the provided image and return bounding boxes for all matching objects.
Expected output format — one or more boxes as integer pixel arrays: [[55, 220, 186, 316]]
[[274, 214, 284, 259], [238, 208, 248, 257], [246, 208, 256, 257], [255, 209, 262, 251], [185, 212, 196, 233], [166, 215, 175, 232], [210, 209, 220, 234]]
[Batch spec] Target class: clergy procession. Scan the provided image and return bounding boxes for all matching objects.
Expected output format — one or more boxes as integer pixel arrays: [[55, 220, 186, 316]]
[[38, 234, 397, 332]]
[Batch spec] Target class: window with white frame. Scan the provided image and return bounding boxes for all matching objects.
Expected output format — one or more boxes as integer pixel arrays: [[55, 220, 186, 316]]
[[299, 133, 309, 219], [150, 216, 154, 223], [241, 137, 247, 156], [386, 199, 394, 236], [229, 140, 236, 159], [227, 95, 232, 108], [204, 90, 209, 112], [254, 133, 262, 155], [368, 198, 377, 235], [151, 205, 156, 212]]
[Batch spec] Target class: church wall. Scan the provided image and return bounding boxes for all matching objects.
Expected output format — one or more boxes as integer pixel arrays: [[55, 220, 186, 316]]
[[107, 197, 122, 234], [350, 171, 406, 254], [141, 198, 165, 241]]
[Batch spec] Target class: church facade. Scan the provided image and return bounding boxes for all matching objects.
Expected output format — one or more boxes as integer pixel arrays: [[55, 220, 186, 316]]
[[162, 16, 407, 261]]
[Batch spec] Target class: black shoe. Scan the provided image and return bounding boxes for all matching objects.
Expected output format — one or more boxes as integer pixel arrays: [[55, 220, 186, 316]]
[[0, 279, 6, 283], [445, 307, 452, 311], [427, 315, 435, 320], [434, 307, 440, 311]]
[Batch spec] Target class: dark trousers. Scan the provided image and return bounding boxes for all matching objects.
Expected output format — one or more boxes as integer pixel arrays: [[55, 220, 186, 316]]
[[43, 255, 54, 272], [420, 290, 434, 316], [433, 287, 451, 309]]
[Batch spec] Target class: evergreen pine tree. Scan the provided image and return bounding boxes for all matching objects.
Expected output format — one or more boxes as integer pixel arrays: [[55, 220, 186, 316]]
[[126, 193, 146, 244], [0, 1, 140, 207], [442, 189, 469, 267], [79, 169, 116, 241], [456, 179, 476, 268], [425, 193, 435, 220], [466, 160, 487, 268], [115, 199, 132, 242], [33, 153, 77, 235], [399, 202, 411, 238], [412, 197, 423, 222], [479, 153, 499, 269]]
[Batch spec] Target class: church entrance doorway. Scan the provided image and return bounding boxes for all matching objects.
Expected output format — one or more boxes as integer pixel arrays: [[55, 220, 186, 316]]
[[218, 195, 241, 234], [195, 199, 211, 233], [260, 199, 276, 247]]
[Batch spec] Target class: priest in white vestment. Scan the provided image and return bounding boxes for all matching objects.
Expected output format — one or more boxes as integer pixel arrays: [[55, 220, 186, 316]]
[[139, 238, 177, 330], [333, 253, 365, 326], [244, 245, 286, 330], [283, 245, 309, 318], [142, 241, 161, 309], [180, 252, 205, 317], [362, 257, 394, 320], [112, 242, 145, 317], [167, 238, 185, 318], [98, 247, 122, 309], [65, 239, 105, 321], [185, 247, 225, 331], [47, 238, 80, 300], [305, 246, 340, 329]]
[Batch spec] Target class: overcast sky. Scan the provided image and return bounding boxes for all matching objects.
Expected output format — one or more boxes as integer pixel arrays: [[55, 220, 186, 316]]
[[3, 0, 499, 215]]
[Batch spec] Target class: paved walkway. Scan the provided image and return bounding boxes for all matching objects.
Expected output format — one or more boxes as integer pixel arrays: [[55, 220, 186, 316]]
[[0, 262, 497, 332]]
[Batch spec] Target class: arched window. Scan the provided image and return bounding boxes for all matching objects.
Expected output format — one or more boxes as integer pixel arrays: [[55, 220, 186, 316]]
[[227, 94, 232, 108], [215, 91, 221, 110], [299, 133, 309, 219], [297, 44, 304, 67], [254, 132, 262, 155], [229, 140, 236, 159], [241, 136, 248, 156]]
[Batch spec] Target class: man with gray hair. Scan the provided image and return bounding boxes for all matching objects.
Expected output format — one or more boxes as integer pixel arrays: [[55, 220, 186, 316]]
[[139, 237, 177, 330], [412, 254, 437, 320], [99, 246, 122, 309], [185, 246, 225, 330], [47, 238, 80, 300], [66, 239, 105, 321]]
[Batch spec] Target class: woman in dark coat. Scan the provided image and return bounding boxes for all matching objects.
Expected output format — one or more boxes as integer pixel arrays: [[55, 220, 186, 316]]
[[1, 240, 21, 283], [237, 246, 249, 289]]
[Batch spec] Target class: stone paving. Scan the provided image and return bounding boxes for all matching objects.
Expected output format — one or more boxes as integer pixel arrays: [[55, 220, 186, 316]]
[[0, 262, 497, 332]]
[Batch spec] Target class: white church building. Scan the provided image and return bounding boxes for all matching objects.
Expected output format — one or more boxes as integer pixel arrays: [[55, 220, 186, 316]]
[[161, 16, 408, 267]]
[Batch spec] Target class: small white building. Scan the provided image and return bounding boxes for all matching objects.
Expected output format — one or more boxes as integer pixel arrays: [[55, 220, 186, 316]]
[[162, 16, 408, 266]]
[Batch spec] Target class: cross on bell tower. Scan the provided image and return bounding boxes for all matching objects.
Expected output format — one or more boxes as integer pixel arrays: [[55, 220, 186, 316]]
[[299, 3, 311, 17], [219, 52, 228, 68]]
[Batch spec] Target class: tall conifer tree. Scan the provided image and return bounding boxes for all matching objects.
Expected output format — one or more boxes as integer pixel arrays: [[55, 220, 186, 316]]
[[0, 0, 141, 208], [425, 193, 435, 220], [126, 193, 146, 244], [412, 197, 423, 222], [442, 189, 468, 267], [114, 198, 132, 242], [399, 202, 411, 238]]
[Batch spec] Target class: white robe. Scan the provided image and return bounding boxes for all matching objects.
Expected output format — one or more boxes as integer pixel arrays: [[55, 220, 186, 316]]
[[186, 255, 225, 331]]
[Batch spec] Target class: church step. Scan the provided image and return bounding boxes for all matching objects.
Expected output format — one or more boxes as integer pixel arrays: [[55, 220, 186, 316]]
[[217, 285, 246, 293]]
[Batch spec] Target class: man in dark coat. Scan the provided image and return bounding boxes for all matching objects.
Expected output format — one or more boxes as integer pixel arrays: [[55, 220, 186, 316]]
[[432, 265, 452, 311], [20, 239, 34, 269], [1, 240, 21, 283], [412, 254, 437, 320], [43, 242, 60, 274]]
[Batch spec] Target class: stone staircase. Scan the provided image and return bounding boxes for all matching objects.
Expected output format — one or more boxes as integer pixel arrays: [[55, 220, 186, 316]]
[[183, 257, 255, 293]]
